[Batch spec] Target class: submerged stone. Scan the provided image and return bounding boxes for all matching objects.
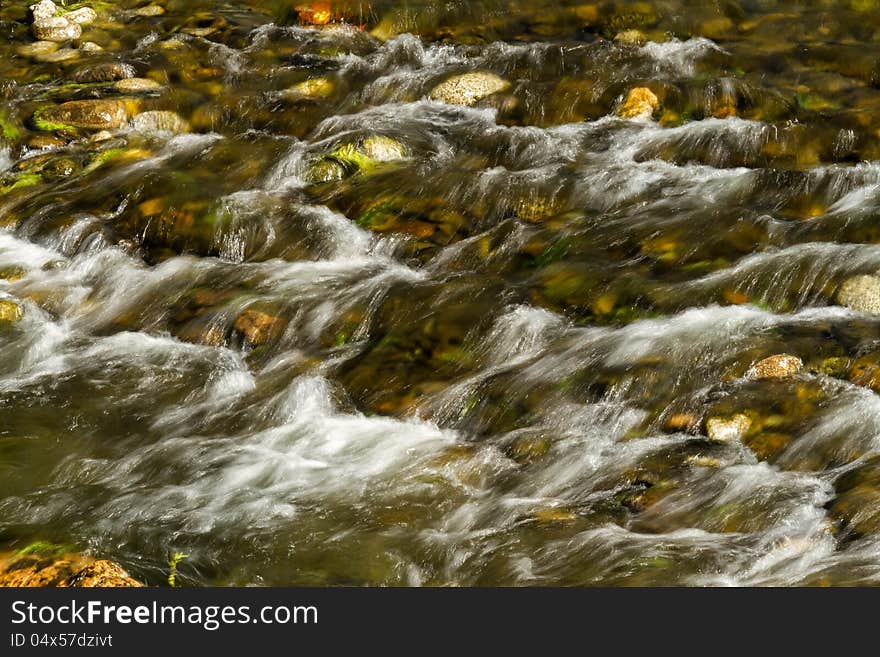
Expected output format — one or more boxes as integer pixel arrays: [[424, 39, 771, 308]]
[[618, 87, 660, 119], [34, 100, 129, 131], [706, 414, 752, 441], [16, 40, 60, 58], [114, 77, 162, 93], [0, 299, 24, 323], [0, 551, 142, 587], [79, 41, 104, 53], [29, 1, 89, 42], [35, 47, 79, 63], [837, 274, 880, 314], [747, 354, 803, 380], [64, 7, 98, 25], [306, 157, 347, 183], [32, 16, 82, 42], [134, 4, 165, 17], [285, 77, 335, 101], [430, 72, 511, 106], [359, 135, 407, 162], [73, 62, 137, 83], [233, 308, 286, 346], [130, 111, 190, 134]]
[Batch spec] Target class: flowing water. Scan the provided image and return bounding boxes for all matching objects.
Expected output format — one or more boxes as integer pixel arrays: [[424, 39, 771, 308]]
[[4, 0, 880, 586]]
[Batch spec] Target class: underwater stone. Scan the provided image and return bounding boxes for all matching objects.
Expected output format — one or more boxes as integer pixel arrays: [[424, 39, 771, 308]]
[[32, 15, 82, 42], [0, 299, 24, 323], [233, 309, 286, 346], [430, 72, 511, 106], [64, 7, 98, 25], [114, 77, 162, 93], [35, 100, 129, 131], [131, 111, 190, 134], [618, 87, 660, 119], [747, 354, 803, 380], [837, 274, 880, 314], [706, 414, 751, 441], [359, 135, 407, 162], [285, 77, 335, 101], [74, 62, 137, 83]]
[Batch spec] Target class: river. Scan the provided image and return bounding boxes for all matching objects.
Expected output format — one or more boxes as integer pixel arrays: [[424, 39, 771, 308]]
[[2, 0, 880, 586]]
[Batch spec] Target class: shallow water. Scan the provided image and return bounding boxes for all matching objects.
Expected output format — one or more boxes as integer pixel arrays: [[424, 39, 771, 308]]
[[4, 0, 880, 585]]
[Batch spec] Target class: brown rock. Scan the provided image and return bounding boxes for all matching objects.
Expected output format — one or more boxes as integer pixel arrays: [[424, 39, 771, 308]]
[[65, 560, 143, 587], [233, 309, 286, 346], [0, 553, 142, 587], [35, 100, 129, 131], [747, 354, 803, 380], [618, 87, 660, 119], [663, 412, 699, 433]]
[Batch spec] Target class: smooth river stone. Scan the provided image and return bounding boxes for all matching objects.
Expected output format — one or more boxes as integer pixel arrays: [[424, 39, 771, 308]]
[[429, 72, 511, 106], [73, 62, 137, 83], [114, 77, 162, 92], [32, 15, 82, 42], [36, 100, 129, 131], [130, 110, 190, 134]]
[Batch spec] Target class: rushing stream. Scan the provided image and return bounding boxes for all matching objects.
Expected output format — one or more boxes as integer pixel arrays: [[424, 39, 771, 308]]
[[5, 0, 880, 586]]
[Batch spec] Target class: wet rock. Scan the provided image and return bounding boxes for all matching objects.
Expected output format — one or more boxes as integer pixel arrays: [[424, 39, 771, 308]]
[[131, 111, 190, 134], [32, 17, 82, 42], [64, 7, 98, 25], [848, 353, 880, 391], [34, 100, 129, 132], [747, 354, 803, 379], [285, 77, 335, 101], [618, 87, 660, 119], [134, 4, 165, 17], [73, 62, 137, 83], [511, 194, 560, 223], [663, 412, 699, 433], [295, 2, 334, 25], [308, 135, 407, 182], [430, 72, 511, 107], [837, 274, 880, 314], [29, 1, 84, 42], [79, 41, 104, 54], [359, 135, 407, 162], [743, 431, 792, 461], [30, 0, 59, 23], [306, 157, 347, 183], [0, 266, 27, 282], [811, 356, 850, 378], [114, 77, 162, 93], [615, 29, 647, 45], [706, 413, 751, 441], [15, 40, 59, 58], [0, 551, 142, 587], [0, 299, 24, 323], [65, 560, 142, 587], [233, 308, 286, 346], [828, 457, 880, 539], [27, 134, 66, 149], [35, 47, 79, 63]]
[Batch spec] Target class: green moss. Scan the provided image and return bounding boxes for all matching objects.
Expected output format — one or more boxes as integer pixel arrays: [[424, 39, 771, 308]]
[[82, 148, 125, 174], [0, 110, 21, 141], [532, 239, 571, 267], [330, 143, 377, 172], [16, 541, 71, 558], [32, 108, 78, 134], [1, 173, 42, 193], [357, 197, 399, 228]]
